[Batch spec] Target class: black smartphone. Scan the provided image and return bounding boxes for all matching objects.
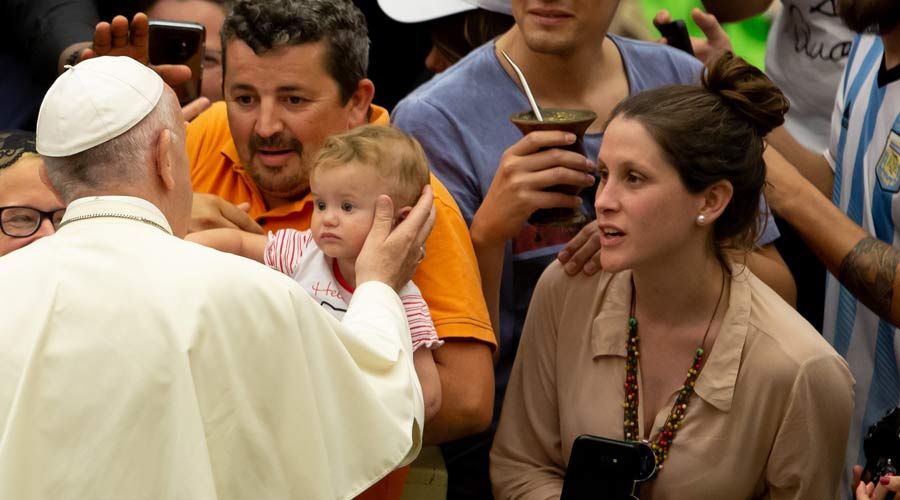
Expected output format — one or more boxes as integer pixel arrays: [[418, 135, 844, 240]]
[[560, 435, 656, 500], [655, 19, 695, 56], [148, 20, 205, 105]]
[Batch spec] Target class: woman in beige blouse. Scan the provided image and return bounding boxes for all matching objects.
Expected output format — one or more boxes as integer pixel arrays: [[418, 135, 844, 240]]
[[490, 53, 855, 499]]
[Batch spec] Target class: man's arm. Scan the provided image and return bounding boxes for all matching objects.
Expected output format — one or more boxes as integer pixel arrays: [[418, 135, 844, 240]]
[[425, 341, 494, 443], [766, 147, 900, 324], [767, 126, 835, 196], [701, 0, 774, 23], [741, 243, 798, 306]]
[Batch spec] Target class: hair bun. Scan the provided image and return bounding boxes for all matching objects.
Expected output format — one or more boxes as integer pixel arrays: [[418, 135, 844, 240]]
[[702, 52, 789, 137]]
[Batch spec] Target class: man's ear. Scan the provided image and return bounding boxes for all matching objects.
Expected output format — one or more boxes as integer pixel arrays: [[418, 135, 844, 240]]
[[37, 160, 65, 204], [346, 78, 375, 129], [698, 179, 734, 225], [155, 129, 177, 192]]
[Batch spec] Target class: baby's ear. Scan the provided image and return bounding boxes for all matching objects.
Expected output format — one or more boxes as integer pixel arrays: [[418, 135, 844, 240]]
[[394, 206, 413, 226]]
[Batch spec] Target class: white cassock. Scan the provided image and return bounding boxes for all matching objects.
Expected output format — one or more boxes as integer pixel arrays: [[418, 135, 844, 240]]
[[0, 196, 424, 500]]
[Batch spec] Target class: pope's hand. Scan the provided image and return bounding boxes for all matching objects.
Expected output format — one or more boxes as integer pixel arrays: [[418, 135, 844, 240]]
[[356, 186, 436, 292]]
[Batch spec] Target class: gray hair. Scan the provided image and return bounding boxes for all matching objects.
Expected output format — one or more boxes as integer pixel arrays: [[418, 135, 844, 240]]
[[42, 93, 181, 203], [221, 0, 369, 103]]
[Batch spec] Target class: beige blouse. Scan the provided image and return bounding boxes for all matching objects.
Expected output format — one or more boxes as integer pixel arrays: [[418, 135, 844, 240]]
[[491, 263, 854, 500]]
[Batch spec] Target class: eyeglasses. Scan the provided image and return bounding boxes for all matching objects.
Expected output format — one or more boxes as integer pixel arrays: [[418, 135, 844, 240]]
[[0, 206, 66, 238]]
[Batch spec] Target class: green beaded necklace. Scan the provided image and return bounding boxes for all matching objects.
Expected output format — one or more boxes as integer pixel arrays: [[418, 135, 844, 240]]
[[623, 269, 726, 475]]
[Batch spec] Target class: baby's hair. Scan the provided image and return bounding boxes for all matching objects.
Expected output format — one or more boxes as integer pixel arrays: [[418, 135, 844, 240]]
[[311, 125, 430, 207]]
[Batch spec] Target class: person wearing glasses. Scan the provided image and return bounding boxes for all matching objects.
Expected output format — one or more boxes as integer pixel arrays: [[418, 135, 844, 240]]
[[0, 130, 65, 256]]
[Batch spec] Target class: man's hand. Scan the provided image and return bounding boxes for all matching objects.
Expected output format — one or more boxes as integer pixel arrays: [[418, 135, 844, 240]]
[[654, 8, 733, 64], [356, 186, 436, 291], [470, 131, 596, 246], [81, 13, 191, 89], [557, 222, 602, 276], [182, 97, 212, 122], [190, 193, 264, 234]]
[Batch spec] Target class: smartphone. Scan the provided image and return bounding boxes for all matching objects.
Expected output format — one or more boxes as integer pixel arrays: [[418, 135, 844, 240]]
[[560, 435, 656, 500], [148, 20, 205, 106], [655, 19, 695, 56]]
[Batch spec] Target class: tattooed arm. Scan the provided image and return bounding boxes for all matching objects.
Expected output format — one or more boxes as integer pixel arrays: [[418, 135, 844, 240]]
[[765, 147, 900, 324]]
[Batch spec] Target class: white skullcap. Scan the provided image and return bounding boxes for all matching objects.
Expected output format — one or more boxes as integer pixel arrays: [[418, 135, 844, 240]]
[[36, 56, 164, 157], [377, 0, 511, 23]]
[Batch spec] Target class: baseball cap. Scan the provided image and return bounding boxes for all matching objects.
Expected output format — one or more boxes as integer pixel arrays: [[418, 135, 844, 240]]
[[377, 0, 512, 23], [36, 56, 164, 157]]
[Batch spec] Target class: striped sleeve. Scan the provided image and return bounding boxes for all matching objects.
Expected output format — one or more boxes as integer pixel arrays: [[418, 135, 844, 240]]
[[398, 282, 443, 351], [263, 229, 312, 277]]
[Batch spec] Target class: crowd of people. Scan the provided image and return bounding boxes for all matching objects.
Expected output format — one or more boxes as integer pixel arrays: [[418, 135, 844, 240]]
[[0, 0, 898, 499]]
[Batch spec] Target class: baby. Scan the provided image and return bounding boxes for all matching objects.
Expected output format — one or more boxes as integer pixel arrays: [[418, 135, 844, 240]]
[[188, 125, 442, 420]]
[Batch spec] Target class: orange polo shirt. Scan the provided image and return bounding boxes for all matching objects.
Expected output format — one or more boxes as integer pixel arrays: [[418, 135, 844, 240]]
[[186, 102, 494, 346]]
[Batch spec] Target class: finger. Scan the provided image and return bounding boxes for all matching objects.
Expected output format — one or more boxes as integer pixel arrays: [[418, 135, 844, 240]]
[[558, 221, 593, 263], [182, 97, 211, 122], [130, 13, 150, 53], [152, 64, 192, 87], [857, 480, 871, 500], [367, 194, 396, 246], [236, 202, 251, 213], [93, 22, 112, 54], [520, 147, 597, 174], [506, 130, 578, 157], [563, 226, 601, 276], [79, 48, 97, 62], [110, 15, 131, 48], [219, 201, 263, 234], [887, 476, 900, 492], [653, 9, 672, 27], [402, 185, 437, 249], [853, 465, 865, 489], [691, 8, 732, 51], [526, 164, 597, 191]]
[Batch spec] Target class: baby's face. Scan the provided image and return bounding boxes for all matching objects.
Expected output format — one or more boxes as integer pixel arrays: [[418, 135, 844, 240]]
[[310, 162, 397, 260]]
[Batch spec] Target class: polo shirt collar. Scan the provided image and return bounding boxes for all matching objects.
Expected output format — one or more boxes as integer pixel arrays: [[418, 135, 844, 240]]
[[591, 268, 750, 412]]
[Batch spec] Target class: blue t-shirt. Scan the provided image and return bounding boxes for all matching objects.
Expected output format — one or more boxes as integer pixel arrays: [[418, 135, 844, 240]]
[[394, 35, 779, 422]]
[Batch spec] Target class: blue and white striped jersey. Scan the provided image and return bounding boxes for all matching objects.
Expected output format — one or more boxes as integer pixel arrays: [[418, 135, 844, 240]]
[[824, 33, 900, 495]]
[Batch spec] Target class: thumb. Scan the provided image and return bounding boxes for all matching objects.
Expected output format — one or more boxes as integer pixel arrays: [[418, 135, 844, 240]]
[[653, 9, 672, 28], [692, 8, 729, 46], [368, 195, 395, 241]]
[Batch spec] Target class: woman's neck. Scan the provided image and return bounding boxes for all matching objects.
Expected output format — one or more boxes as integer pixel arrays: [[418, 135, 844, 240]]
[[631, 247, 727, 328]]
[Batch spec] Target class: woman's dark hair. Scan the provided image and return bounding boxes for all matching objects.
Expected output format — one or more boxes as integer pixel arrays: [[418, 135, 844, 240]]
[[606, 52, 789, 251], [427, 9, 514, 66]]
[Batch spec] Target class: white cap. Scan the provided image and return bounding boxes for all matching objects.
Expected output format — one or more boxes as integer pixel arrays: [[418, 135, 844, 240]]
[[377, 0, 511, 24], [36, 56, 164, 157]]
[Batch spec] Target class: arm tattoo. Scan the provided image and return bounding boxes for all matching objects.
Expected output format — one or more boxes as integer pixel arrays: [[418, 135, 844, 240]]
[[838, 238, 900, 319]]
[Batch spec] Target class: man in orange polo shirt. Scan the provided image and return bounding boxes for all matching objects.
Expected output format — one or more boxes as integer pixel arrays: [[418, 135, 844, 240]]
[[185, 1, 496, 497]]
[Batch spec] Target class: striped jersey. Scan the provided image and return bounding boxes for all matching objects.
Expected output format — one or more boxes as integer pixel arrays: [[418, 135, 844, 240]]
[[824, 33, 900, 493], [264, 228, 442, 351]]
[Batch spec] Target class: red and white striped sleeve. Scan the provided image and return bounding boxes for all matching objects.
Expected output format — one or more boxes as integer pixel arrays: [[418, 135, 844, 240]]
[[398, 282, 443, 351], [263, 229, 312, 277]]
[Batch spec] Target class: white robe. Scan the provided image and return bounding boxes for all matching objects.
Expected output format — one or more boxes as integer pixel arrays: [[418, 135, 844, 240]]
[[0, 197, 424, 500]]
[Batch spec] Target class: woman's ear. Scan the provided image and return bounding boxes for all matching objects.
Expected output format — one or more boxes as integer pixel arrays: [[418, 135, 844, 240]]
[[698, 180, 734, 224]]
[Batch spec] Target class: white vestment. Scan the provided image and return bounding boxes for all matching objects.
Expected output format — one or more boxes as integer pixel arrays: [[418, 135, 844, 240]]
[[0, 197, 424, 500]]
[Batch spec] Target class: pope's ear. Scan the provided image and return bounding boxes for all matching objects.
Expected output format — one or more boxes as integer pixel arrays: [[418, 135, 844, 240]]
[[155, 128, 177, 191]]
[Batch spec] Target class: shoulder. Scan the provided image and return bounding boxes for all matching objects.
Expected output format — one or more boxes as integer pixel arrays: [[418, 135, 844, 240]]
[[742, 271, 849, 379], [394, 43, 504, 123], [611, 35, 703, 87]]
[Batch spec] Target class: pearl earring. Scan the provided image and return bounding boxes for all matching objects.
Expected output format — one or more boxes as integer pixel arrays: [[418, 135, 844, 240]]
[[697, 214, 706, 225]]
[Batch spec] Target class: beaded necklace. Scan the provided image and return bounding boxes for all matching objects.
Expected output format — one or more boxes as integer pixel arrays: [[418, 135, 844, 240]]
[[623, 269, 726, 474]]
